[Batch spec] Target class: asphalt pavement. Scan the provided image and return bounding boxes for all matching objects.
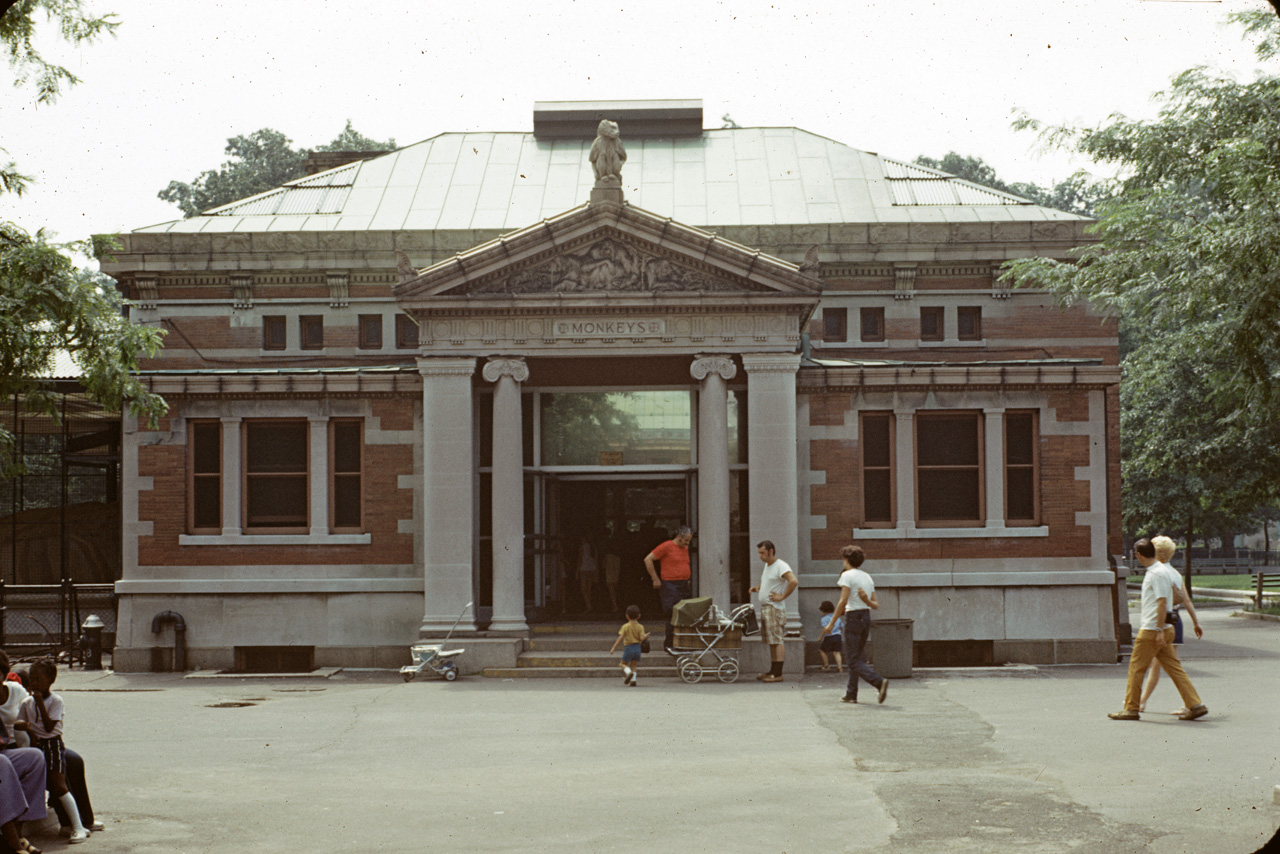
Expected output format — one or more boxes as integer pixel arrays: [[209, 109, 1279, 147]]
[[21, 605, 1280, 854]]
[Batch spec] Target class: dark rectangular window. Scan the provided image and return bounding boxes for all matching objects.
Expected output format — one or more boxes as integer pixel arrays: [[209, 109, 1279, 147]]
[[395, 314, 418, 349], [958, 306, 982, 341], [331, 420, 362, 531], [244, 421, 308, 531], [358, 315, 383, 350], [861, 413, 894, 526], [823, 308, 847, 342], [189, 420, 221, 532], [300, 316, 324, 350], [263, 316, 286, 351], [920, 307, 944, 341], [860, 307, 885, 342], [916, 412, 983, 524], [1005, 411, 1038, 524]]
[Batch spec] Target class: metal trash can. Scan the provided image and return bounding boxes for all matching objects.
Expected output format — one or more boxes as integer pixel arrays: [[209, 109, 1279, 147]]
[[867, 618, 914, 678]]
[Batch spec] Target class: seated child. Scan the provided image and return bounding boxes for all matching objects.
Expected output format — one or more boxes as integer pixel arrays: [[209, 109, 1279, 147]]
[[16, 661, 89, 844], [818, 601, 843, 672]]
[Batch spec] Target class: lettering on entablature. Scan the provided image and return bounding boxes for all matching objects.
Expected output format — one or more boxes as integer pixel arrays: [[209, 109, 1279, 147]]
[[455, 237, 773, 295], [552, 319, 665, 338]]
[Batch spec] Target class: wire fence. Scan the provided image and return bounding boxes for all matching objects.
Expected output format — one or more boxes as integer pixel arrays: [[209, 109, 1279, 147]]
[[0, 388, 121, 661]]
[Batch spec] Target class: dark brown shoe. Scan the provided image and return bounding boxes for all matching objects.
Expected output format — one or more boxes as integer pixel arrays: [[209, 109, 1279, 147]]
[[1177, 705, 1208, 721], [1107, 710, 1140, 720]]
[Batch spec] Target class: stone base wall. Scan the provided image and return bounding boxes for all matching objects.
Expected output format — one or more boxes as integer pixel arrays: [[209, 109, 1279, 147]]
[[114, 591, 426, 673], [795, 583, 1117, 665]]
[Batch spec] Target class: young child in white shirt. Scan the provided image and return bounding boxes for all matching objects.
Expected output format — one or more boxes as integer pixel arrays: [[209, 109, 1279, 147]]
[[16, 660, 89, 843]]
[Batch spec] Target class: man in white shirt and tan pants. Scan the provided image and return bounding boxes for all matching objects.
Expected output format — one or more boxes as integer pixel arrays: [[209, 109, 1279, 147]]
[[1109, 537, 1208, 721]]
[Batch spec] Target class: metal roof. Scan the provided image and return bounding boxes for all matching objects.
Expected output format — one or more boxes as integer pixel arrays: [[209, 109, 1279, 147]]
[[138, 127, 1088, 235]]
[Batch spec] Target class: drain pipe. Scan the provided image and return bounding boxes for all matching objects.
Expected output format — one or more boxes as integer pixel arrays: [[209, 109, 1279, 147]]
[[151, 611, 187, 672]]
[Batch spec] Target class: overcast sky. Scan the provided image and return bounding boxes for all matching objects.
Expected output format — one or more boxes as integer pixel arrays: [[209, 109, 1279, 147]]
[[1, 0, 1272, 256]]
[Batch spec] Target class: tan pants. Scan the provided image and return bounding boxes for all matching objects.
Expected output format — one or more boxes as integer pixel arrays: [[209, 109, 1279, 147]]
[[1123, 627, 1202, 712]]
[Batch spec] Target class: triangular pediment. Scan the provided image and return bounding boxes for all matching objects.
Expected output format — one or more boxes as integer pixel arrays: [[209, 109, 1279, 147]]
[[394, 201, 821, 305], [452, 233, 777, 297]]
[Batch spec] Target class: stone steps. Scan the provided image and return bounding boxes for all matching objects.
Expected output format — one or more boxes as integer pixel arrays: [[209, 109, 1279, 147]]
[[483, 624, 745, 679]]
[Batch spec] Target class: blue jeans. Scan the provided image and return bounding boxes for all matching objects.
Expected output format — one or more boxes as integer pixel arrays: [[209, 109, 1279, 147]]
[[842, 610, 883, 700], [660, 579, 692, 648]]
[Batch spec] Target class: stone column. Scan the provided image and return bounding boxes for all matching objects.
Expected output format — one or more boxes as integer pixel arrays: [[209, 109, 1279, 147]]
[[692, 355, 737, 607], [742, 352, 802, 634], [418, 357, 477, 634], [894, 409, 915, 529], [308, 417, 328, 536], [484, 357, 530, 633], [219, 417, 242, 536], [984, 407, 1006, 528]]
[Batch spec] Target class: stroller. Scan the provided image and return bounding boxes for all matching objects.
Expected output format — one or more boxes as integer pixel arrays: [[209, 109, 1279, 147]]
[[670, 597, 756, 683], [400, 602, 470, 683]]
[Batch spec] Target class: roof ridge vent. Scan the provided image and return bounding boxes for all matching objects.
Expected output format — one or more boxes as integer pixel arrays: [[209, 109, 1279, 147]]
[[533, 99, 703, 139]]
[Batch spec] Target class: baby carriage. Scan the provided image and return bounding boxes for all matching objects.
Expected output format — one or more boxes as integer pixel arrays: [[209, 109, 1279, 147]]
[[400, 602, 470, 682], [670, 597, 755, 684]]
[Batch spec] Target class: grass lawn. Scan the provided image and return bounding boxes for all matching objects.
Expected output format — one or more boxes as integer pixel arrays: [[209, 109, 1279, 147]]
[[1126, 573, 1262, 590]]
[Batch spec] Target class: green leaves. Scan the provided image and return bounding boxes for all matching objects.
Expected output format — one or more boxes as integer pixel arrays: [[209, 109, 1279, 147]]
[[0, 223, 168, 454], [158, 123, 397, 217], [1, 0, 119, 104], [1004, 11, 1280, 540]]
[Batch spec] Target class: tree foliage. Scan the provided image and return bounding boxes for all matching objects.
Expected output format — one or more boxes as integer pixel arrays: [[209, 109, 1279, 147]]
[[1, 0, 119, 104], [913, 152, 1106, 217], [1, 0, 167, 464], [1002, 10, 1280, 551], [1005, 11, 1280, 409], [1120, 325, 1279, 550], [158, 122, 397, 217], [0, 225, 167, 458]]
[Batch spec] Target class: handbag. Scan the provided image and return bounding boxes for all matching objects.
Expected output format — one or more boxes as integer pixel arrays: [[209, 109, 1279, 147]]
[[640, 639, 651, 653]]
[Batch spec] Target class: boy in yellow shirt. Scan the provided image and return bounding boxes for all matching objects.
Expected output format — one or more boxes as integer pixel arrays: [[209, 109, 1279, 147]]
[[609, 605, 650, 687]]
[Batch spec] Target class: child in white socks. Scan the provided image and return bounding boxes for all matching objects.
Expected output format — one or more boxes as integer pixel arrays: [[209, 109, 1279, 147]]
[[16, 660, 89, 843]]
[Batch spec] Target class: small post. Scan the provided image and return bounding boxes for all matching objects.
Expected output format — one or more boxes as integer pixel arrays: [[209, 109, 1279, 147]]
[[81, 614, 105, 671]]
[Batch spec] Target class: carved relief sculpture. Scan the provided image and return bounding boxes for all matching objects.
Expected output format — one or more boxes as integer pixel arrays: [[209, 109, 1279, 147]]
[[589, 120, 626, 187], [396, 250, 418, 284], [458, 237, 773, 295]]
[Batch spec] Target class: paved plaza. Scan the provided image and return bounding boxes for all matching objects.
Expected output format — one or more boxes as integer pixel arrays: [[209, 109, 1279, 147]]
[[21, 605, 1280, 854]]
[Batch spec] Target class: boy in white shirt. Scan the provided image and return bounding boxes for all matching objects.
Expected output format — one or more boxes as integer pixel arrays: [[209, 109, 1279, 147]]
[[16, 660, 90, 842]]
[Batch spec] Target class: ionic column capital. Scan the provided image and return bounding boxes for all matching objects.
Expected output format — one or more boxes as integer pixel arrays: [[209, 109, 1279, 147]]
[[482, 357, 529, 383], [690, 355, 737, 382]]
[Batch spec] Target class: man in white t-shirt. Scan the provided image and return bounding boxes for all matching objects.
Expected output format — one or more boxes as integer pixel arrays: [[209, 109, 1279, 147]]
[[1108, 537, 1208, 721], [749, 540, 798, 683], [1139, 536, 1204, 714]]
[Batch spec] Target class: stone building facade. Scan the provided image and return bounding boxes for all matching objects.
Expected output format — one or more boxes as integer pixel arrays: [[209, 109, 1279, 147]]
[[101, 101, 1119, 672]]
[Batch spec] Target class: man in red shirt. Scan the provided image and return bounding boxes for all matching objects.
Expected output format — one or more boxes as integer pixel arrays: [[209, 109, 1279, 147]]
[[644, 526, 693, 654]]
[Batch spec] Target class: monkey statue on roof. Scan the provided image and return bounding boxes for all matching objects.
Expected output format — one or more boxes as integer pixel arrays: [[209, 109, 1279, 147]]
[[589, 119, 626, 187]]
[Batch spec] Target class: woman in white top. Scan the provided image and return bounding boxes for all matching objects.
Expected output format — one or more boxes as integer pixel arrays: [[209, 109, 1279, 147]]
[[820, 545, 889, 705]]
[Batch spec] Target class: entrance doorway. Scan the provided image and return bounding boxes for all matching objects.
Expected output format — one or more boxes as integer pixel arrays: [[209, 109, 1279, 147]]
[[541, 477, 690, 621]]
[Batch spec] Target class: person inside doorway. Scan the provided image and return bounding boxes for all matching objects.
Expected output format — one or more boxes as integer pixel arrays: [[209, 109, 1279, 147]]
[[576, 535, 599, 614], [749, 540, 798, 683], [603, 537, 622, 613], [644, 526, 694, 654]]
